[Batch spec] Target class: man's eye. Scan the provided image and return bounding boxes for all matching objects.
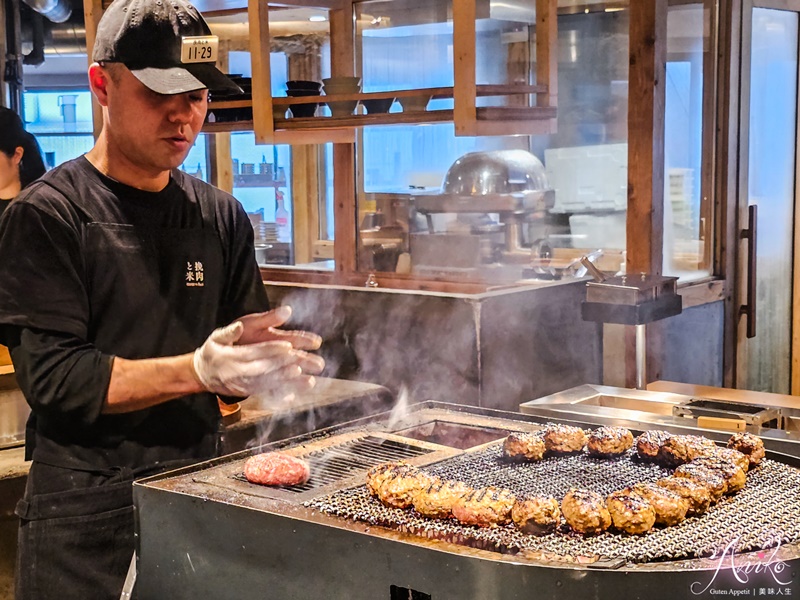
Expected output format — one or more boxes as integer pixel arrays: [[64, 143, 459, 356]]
[[190, 93, 208, 103]]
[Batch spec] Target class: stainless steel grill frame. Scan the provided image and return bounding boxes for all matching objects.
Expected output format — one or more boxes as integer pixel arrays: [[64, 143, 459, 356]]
[[133, 402, 800, 600]]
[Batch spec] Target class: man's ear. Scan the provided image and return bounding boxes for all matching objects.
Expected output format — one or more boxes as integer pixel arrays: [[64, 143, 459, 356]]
[[12, 147, 24, 167], [89, 63, 111, 106]]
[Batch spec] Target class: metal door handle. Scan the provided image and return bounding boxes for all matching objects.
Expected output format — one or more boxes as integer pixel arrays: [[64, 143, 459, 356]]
[[739, 204, 757, 339]]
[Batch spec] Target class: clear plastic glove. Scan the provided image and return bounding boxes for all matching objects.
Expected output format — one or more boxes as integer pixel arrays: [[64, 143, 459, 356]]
[[192, 319, 324, 398], [235, 305, 322, 350]]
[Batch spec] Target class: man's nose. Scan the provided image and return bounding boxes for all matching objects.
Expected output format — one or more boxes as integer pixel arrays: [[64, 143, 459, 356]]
[[166, 95, 195, 123]]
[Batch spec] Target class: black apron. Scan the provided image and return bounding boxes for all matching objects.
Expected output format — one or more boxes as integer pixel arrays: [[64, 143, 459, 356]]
[[15, 175, 228, 600]]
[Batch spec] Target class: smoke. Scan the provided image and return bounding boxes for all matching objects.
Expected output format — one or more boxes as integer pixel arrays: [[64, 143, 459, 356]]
[[241, 280, 600, 450]]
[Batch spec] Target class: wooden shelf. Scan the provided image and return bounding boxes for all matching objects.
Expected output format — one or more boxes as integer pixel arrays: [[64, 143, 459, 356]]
[[202, 120, 255, 133], [271, 84, 549, 107], [234, 174, 287, 188], [208, 99, 253, 110], [274, 109, 455, 130]]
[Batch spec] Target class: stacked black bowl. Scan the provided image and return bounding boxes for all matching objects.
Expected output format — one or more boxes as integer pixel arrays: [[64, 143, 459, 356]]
[[208, 75, 253, 122], [286, 80, 322, 118]]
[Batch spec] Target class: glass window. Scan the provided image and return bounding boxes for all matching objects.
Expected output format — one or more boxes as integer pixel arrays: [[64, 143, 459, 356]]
[[354, 3, 630, 282], [663, 1, 715, 281], [22, 90, 95, 168]]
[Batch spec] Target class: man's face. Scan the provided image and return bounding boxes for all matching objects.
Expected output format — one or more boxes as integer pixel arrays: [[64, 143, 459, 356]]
[[103, 65, 208, 174]]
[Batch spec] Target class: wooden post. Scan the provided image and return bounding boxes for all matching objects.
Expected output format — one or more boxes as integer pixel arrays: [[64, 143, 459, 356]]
[[626, 0, 667, 276], [332, 143, 357, 275], [453, 0, 477, 136], [249, 0, 274, 144], [625, 0, 668, 387]]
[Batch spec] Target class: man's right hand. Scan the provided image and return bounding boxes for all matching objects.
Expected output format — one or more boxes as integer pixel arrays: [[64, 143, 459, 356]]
[[191, 318, 325, 398]]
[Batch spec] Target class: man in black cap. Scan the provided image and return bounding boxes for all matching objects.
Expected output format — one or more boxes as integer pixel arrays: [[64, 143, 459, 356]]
[[0, 0, 324, 598]]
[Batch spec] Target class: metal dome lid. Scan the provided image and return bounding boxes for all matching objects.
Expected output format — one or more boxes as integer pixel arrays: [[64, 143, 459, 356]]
[[441, 149, 549, 196]]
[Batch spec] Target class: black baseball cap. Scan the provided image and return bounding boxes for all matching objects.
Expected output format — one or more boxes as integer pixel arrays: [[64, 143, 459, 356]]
[[92, 0, 242, 96]]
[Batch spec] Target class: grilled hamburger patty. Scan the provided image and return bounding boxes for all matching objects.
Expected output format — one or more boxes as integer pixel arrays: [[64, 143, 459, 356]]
[[511, 495, 561, 535], [243, 452, 310, 486], [502, 432, 546, 461], [412, 479, 470, 519], [659, 435, 717, 467], [707, 446, 750, 473], [542, 424, 587, 454], [629, 482, 689, 526], [606, 490, 656, 535], [366, 462, 435, 509], [561, 488, 611, 535], [690, 456, 747, 494], [728, 432, 766, 467], [452, 486, 516, 527], [587, 426, 634, 457], [656, 476, 712, 517], [635, 430, 672, 461], [673, 463, 727, 501]]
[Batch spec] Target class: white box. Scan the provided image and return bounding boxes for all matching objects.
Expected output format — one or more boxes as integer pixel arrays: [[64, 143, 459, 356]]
[[545, 143, 628, 213], [569, 212, 627, 250]]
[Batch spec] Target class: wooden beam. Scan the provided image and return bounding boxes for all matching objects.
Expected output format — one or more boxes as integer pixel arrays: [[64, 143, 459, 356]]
[[332, 143, 357, 274], [249, 0, 275, 144], [329, 0, 354, 77], [626, 0, 668, 276], [452, 0, 477, 135], [624, 0, 667, 388], [536, 0, 558, 113]]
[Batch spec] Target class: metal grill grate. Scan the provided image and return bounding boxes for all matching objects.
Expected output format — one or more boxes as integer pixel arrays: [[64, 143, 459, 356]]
[[233, 436, 433, 493], [305, 441, 800, 564]]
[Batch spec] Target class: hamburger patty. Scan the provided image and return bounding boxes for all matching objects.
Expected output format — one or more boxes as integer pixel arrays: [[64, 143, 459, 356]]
[[243, 452, 311, 486]]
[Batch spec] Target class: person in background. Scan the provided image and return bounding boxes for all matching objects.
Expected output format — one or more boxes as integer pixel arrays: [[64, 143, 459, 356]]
[[0, 0, 325, 598], [0, 107, 46, 216]]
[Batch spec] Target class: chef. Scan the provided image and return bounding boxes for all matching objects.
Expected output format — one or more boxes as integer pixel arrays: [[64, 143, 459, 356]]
[[0, 0, 324, 597]]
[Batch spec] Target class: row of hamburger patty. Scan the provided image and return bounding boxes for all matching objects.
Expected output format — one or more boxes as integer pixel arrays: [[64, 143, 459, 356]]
[[365, 425, 766, 536]]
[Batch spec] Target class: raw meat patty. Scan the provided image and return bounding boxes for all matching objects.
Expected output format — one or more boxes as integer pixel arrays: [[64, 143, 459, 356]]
[[244, 452, 311, 486]]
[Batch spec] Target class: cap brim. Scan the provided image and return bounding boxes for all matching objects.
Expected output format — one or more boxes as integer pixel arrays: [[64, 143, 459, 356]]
[[130, 64, 243, 96]]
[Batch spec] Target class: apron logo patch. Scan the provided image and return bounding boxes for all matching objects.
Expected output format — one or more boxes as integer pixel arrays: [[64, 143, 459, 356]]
[[186, 261, 205, 287]]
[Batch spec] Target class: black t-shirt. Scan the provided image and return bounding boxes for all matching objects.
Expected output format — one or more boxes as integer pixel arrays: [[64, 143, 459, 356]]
[[0, 199, 11, 219], [0, 156, 268, 471]]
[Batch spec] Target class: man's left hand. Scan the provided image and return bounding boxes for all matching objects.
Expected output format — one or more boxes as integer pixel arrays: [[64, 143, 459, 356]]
[[234, 306, 322, 350]]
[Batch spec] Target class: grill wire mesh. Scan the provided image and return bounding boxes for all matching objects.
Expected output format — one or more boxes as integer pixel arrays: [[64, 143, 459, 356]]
[[232, 436, 433, 493], [304, 441, 800, 564]]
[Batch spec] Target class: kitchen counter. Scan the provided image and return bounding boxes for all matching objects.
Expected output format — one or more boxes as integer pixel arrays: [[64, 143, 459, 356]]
[[647, 380, 800, 410], [0, 447, 27, 482]]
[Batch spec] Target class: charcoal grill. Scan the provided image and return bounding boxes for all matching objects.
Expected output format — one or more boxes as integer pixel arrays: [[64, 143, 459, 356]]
[[133, 402, 800, 600]]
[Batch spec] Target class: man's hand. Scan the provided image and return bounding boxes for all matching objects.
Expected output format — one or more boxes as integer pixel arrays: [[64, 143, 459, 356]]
[[192, 312, 325, 398], [235, 306, 322, 350]]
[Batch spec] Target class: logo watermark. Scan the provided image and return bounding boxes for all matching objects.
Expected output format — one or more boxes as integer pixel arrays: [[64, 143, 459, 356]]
[[690, 537, 793, 597]]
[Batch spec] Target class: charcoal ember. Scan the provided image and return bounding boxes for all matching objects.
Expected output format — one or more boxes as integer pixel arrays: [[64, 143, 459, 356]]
[[243, 452, 310, 486]]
